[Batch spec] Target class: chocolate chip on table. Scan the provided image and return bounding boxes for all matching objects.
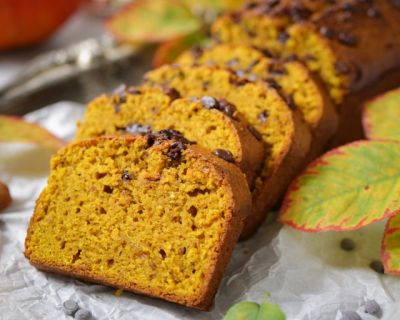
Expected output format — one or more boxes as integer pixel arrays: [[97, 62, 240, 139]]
[[213, 149, 235, 163], [247, 125, 262, 141], [63, 299, 79, 316], [340, 238, 355, 251], [338, 32, 358, 47], [369, 260, 385, 274], [364, 299, 382, 316], [200, 96, 218, 109], [341, 311, 362, 320], [74, 309, 91, 320]]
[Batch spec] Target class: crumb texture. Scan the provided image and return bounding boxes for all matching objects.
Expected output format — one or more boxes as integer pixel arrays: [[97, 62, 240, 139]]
[[25, 137, 235, 303]]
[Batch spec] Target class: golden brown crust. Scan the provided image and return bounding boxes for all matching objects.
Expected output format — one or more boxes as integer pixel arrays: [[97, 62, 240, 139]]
[[0, 180, 11, 212], [25, 135, 251, 310], [305, 70, 338, 160], [241, 107, 312, 239]]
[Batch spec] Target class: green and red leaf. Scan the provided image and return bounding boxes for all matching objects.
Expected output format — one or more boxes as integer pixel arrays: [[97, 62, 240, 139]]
[[106, 0, 202, 44], [280, 140, 400, 232], [0, 115, 64, 150], [363, 88, 400, 141], [382, 215, 400, 275]]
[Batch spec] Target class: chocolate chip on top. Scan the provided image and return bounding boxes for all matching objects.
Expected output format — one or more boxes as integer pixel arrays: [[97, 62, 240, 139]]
[[200, 96, 218, 109], [213, 149, 235, 163], [163, 87, 181, 101], [126, 123, 152, 135], [200, 96, 237, 119]]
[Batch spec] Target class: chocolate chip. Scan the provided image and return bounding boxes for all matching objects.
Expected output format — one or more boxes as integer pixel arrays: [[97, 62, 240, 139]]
[[74, 309, 91, 320], [113, 84, 127, 96], [200, 96, 218, 109], [235, 70, 246, 78], [338, 32, 358, 46], [319, 26, 335, 39], [191, 46, 204, 59], [126, 86, 141, 95], [258, 110, 269, 123], [290, 6, 312, 21], [260, 48, 273, 58], [230, 12, 242, 23], [219, 99, 236, 118], [341, 311, 362, 320], [265, 78, 282, 90], [125, 123, 152, 135], [366, 7, 379, 17], [63, 300, 79, 316], [335, 60, 350, 74], [122, 170, 132, 181], [369, 260, 385, 274], [167, 141, 186, 161], [268, 63, 286, 76], [278, 31, 290, 43], [247, 125, 262, 141], [342, 3, 355, 11], [248, 74, 258, 81], [213, 149, 235, 163], [226, 58, 239, 67], [340, 238, 355, 251], [364, 300, 381, 316], [163, 87, 181, 101]]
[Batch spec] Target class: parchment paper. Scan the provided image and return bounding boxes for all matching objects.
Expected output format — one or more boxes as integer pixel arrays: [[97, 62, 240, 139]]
[[1, 102, 400, 320]]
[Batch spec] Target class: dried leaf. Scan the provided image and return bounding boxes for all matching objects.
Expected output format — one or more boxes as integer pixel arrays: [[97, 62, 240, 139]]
[[106, 0, 202, 43], [280, 140, 400, 232], [382, 215, 400, 275], [0, 115, 64, 150], [363, 88, 400, 141], [153, 31, 210, 67]]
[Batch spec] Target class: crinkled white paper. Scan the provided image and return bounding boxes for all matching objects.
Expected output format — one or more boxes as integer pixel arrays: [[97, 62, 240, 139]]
[[1, 102, 400, 320]]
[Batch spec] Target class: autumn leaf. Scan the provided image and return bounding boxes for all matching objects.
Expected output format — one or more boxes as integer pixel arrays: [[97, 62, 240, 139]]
[[0, 115, 64, 150], [382, 215, 400, 275], [363, 88, 400, 141], [153, 31, 210, 67], [106, 0, 202, 44], [280, 140, 400, 232]]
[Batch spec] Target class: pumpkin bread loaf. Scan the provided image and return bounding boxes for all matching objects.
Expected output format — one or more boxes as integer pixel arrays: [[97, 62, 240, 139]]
[[76, 86, 264, 186], [177, 44, 337, 157], [211, 0, 400, 104], [0, 180, 11, 212], [143, 64, 311, 238], [25, 133, 251, 310]]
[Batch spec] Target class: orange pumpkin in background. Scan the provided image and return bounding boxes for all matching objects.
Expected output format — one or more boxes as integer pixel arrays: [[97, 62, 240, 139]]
[[0, 0, 82, 51]]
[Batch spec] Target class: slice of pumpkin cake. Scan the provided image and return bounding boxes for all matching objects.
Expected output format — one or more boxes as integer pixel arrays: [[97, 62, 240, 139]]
[[143, 64, 311, 238], [76, 86, 264, 186], [25, 132, 251, 310], [177, 43, 337, 157]]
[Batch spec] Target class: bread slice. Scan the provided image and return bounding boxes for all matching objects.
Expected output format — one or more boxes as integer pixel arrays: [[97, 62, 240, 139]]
[[76, 87, 264, 186], [177, 43, 337, 157], [143, 64, 311, 238], [211, 0, 400, 104], [25, 133, 251, 310]]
